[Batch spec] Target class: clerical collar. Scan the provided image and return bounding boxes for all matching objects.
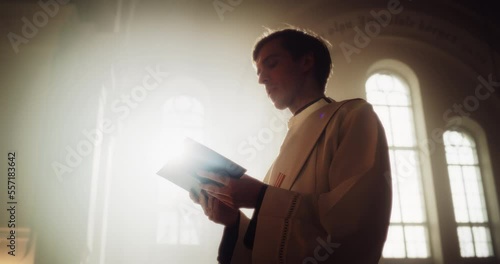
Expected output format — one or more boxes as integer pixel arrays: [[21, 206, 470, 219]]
[[293, 96, 332, 116], [288, 97, 332, 129]]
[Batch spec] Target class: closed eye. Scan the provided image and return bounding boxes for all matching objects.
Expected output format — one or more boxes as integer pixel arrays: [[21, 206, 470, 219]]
[[256, 54, 280, 77], [265, 59, 277, 69]]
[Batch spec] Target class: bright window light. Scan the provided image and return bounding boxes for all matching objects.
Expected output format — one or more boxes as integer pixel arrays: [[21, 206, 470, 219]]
[[444, 130, 494, 258], [366, 72, 430, 258], [156, 94, 206, 245]]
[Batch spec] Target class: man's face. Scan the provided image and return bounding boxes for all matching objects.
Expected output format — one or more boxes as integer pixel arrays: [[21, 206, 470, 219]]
[[254, 39, 306, 110]]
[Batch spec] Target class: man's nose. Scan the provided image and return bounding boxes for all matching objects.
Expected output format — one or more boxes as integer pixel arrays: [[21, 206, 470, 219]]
[[258, 71, 268, 84]]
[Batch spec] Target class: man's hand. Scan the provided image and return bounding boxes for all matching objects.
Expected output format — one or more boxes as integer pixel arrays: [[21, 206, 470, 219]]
[[196, 171, 266, 209], [190, 189, 240, 227]]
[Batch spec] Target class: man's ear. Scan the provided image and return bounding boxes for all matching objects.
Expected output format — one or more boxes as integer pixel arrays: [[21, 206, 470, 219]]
[[300, 52, 314, 73]]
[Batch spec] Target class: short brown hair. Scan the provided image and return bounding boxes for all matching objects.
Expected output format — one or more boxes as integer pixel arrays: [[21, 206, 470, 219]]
[[252, 28, 333, 89]]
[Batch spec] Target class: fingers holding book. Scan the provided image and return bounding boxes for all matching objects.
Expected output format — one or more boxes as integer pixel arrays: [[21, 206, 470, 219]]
[[190, 188, 239, 227], [196, 170, 266, 209]]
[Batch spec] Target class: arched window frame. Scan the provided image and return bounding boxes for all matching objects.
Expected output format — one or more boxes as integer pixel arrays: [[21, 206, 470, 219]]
[[151, 76, 223, 262], [366, 60, 444, 264], [444, 117, 500, 261]]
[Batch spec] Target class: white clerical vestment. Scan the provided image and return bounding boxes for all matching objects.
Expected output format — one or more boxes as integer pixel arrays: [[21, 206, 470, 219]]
[[229, 98, 392, 264]]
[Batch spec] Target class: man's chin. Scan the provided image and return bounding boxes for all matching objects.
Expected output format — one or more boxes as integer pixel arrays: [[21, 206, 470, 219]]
[[269, 97, 287, 110], [273, 102, 287, 110]]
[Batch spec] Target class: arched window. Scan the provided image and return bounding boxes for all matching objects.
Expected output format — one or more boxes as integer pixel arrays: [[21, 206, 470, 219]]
[[156, 95, 206, 245], [443, 129, 494, 258], [366, 71, 430, 258]]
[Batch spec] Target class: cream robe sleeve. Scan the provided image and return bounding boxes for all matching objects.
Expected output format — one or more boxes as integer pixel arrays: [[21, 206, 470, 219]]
[[233, 101, 392, 263]]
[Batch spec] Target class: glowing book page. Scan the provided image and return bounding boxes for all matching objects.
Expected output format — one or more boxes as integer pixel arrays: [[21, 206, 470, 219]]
[[156, 138, 246, 193]]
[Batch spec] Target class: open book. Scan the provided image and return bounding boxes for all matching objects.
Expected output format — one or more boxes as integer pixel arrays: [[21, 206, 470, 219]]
[[156, 138, 246, 193]]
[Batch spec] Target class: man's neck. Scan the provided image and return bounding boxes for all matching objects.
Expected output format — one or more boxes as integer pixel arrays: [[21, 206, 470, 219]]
[[292, 94, 326, 116]]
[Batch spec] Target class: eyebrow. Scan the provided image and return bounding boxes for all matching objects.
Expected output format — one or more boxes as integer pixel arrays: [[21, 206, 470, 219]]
[[256, 53, 280, 76]]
